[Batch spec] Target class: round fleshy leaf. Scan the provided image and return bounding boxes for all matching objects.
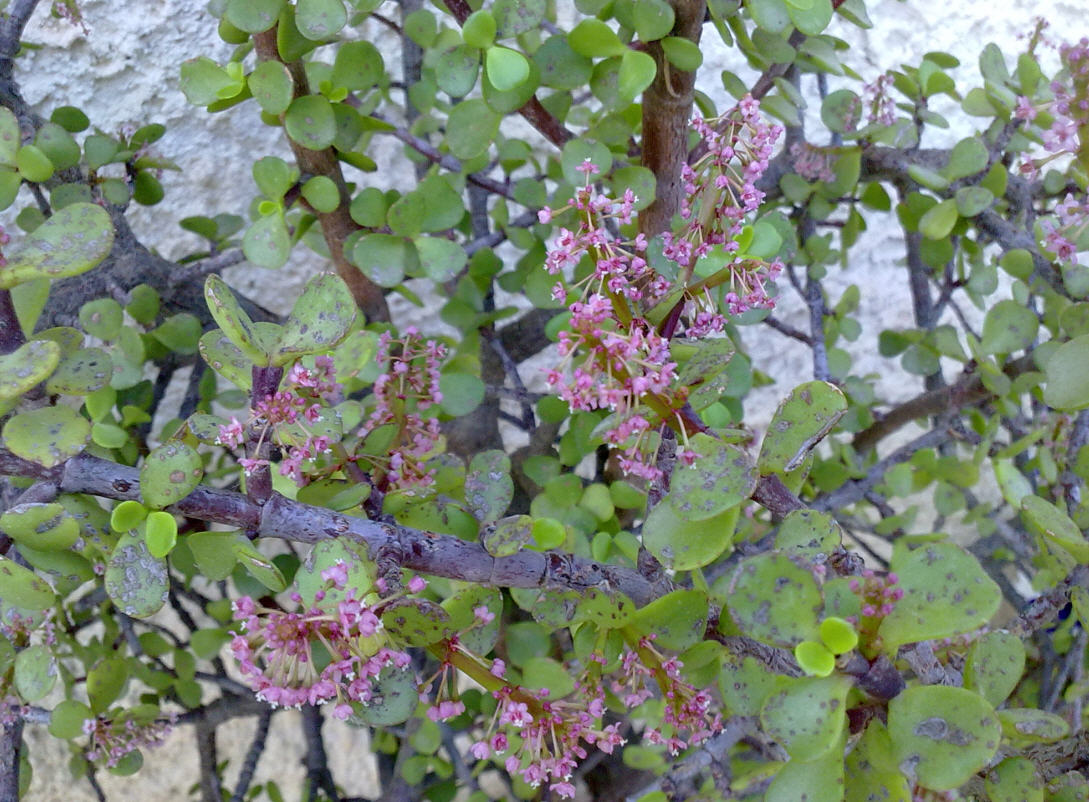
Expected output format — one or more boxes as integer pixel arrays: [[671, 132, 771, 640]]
[[718, 654, 780, 717], [110, 500, 149, 533], [186, 531, 240, 582], [618, 50, 656, 100], [104, 528, 168, 618], [794, 640, 835, 677], [445, 98, 500, 160], [352, 233, 414, 288], [413, 235, 467, 282], [140, 441, 203, 509], [302, 175, 339, 213], [78, 298, 123, 341], [522, 656, 576, 699], [1044, 334, 1089, 410], [481, 514, 533, 557], [144, 511, 178, 558], [242, 210, 291, 269], [668, 433, 756, 520], [14, 644, 57, 702], [274, 273, 356, 363], [45, 347, 111, 395], [628, 589, 707, 651], [759, 381, 847, 473], [727, 551, 822, 646], [16, 144, 54, 182], [225, 0, 284, 33], [248, 61, 293, 114], [284, 94, 336, 150], [760, 675, 851, 761], [0, 203, 113, 289], [485, 46, 530, 91], [0, 556, 56, 610], [981, 299, 1038, 355], [964, 630, 1026, 707], [350, 662, 417, 726], [49, 699, 93, 739], [888, 685, 1000, 791], [0, 503, 79, 551], [0, 339, 60, 400], [295, 538, 376, 606], [233, 537, 287, 592], [465, 450, 513, 523], [613, 0, 674, 41], [844, 721, 912, 802], [0, 107, 18, 165], [442, 585, 502, 654], [295, 0, 346, 40], [3, 405, 90, 467], [87, 657, 128, 713], [642, 498, 738, 570], [984, 756, 1044, 802], [815, 611, 858, 654], [878, 541, 1001, 650], [436, 45, 480, 97], [462, 9, 496, 48], [765, 731, 845, 802]]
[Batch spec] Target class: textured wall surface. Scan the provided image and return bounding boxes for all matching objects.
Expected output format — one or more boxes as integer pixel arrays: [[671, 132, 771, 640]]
[[12, 1, 1083, 799]]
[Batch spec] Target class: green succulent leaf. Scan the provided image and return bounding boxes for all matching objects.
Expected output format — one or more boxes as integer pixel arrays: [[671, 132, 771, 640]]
[[758, 381, 847, 473], [760, 674, 851, 761], [0, 203, 114, 289], [104, 527, 169, 618], [140, 441, 203, 509], [2, 405, 90, 467]]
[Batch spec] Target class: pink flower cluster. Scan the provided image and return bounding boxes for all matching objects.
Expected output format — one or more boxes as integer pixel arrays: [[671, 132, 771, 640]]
[[356, 327, 446, 492], [672, 96, 784, 317], [861, 73, 896, 128], [82, 712, 174, 768], [612, 637, 722, 755], [230, 564, 412, 720], [849, 569, 904, 653], [538, 97, 782, 479], [790, 141, 837, 183], [215, 355, 342, 484], [465, 660, 625, 799]]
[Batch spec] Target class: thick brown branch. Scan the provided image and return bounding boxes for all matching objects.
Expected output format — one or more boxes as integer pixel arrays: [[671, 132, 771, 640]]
[[640, 0, 706, 237], [251, 29, 390, 324]]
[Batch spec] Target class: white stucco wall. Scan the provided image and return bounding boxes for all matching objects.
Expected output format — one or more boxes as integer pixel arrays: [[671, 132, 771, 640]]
[[13, 1, 1084, 799]]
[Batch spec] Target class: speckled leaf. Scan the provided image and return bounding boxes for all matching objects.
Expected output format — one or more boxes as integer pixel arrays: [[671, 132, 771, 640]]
[[0, 503, 79, 551], [225, 0, 284, 33], [242, 210, 291, 269], [642, 498, 738, 570], [984, 756, 1044, 802], [878, 541, 1002, 650], [888, 685, 1000, 791], [17, 544, 94, 595], [442, 585, 502, 654], [844, 721, 912, 802], [759, 381, 847, 473], [350, 662, 417, 726], [14, 644, 57, 702], [0, 339, 60, 400], [2, 405, 90, 467], [295, 538, 375, 606], [1021, 495, 1089, 562], [104, 528, 168, 618], [967, 627, 1023, 706], [0, 202, 113, 289], [199, 329, 253, 391], [295, 0, 346, 40], [628, 589, 707, 651], [465, 450, 513, 523], [481, 514, 533, 557], [45, 347, 111, 395], [185, 412, 230, 444], [718, 653, 779, 716], [760, 675, 851, 761], [275, 273, 356, 362], [668, 433, 756, 520], [999, 708, 1069, 744], [140, 441, 202, 509], [204, 274, 273, 363], [381, 598, 451, 646], [436, 45, 480, 97], [775, 509, 842, 555], [0, 555, 56, 610], [766, 731, 845, 802], [727, 551, 822, 646]]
